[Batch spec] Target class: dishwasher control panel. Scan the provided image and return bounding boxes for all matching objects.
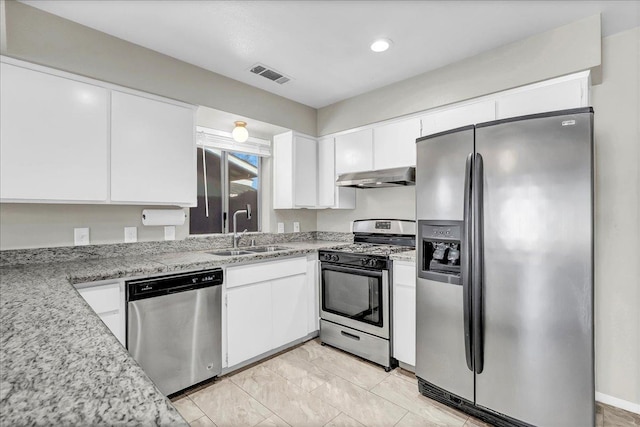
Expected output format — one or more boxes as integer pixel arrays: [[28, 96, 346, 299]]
[[127, 268, 223, 301]]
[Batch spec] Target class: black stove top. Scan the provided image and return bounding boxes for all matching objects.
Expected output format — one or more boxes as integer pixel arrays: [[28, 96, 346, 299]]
[[319, 219, 416, 269]]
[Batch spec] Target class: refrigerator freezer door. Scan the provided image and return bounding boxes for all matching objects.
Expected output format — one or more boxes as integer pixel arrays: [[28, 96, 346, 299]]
[[416, 126, 475, 221], [416, 277, 475, 401], [415, 127, 475, 402], [474, 110, 594, 426]]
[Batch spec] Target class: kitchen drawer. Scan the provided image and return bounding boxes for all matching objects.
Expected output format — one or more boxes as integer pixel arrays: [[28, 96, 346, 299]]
[[394, 262, 416, 287], [320, 320, 391, 368], [226, 257, 307, 289], [77, 282, 121, 314]]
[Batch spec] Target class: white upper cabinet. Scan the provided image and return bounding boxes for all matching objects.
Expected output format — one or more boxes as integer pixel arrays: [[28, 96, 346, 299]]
[[495, 75, 588, 119], [335, 129, 373, 174], [317, 137, 356, 209], [373, 118, 421, 169], [273, 131, 318, 209], [420, 100, 496, 137], [110, 91, 196, 206], [317, 137, 336, 207], [0, 57, 197, 207], [0, 62, 109, 202]]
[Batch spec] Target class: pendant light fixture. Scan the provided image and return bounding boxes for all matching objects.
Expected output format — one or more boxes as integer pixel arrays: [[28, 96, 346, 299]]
[[232, 121, 249, 142]]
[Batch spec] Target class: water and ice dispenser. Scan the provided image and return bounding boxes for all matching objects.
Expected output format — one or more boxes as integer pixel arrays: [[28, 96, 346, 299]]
[[418, 220, 463, 285]]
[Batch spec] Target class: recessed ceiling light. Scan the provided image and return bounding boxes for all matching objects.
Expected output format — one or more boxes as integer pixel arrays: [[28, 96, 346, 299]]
[[370, 39, 392, 53]]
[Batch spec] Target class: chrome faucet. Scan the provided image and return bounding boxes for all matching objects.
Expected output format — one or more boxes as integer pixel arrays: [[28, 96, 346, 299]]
[[232, 204, 252, 248]]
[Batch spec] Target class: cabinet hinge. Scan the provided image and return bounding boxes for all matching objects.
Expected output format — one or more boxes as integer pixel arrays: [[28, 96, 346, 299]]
[[226, 354, 228, 365], [225, 294, 228, 307]]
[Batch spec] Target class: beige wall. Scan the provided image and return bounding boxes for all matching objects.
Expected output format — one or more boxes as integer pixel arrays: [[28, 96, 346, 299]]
[[316, 186, 415, 232], [317, 14, 601, 136], [590, 27, 640, 406], [0, 204, 190, 249]]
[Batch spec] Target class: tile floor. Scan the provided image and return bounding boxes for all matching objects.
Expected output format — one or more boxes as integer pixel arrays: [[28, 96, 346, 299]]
[[172, 339, 639, 427]]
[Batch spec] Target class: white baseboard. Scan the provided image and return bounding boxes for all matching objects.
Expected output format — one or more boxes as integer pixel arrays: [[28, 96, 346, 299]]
[[596, 392, 640, 415]]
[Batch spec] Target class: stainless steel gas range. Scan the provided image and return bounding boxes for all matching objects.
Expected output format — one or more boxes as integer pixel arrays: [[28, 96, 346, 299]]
[[319, 219, 415, 371]]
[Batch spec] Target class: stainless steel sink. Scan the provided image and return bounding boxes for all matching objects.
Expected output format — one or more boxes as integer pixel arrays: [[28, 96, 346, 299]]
[[207, 250, 254, 257], [245, 246, 290, 253]]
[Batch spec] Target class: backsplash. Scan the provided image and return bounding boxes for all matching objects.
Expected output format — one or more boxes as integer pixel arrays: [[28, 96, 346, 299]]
[[0, 231, 353, 267]]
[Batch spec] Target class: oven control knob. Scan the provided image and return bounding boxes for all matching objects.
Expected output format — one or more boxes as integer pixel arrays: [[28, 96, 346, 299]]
[[331, 254, 339, 262], [323, 253, 331, 261], [361, 258, 368, 266]]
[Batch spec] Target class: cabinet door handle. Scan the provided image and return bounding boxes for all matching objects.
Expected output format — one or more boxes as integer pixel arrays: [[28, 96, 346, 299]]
[[341, 331, 361, 341]]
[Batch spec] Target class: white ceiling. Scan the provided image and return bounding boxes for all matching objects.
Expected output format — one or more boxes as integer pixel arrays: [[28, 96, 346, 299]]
[[21, 1, 640, 109]]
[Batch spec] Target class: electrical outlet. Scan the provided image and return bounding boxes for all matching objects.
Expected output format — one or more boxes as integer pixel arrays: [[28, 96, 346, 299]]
[[277, 222, 285, 233], [74, 228, 90, 246], [164, 226, 176, 241], [293, 222, 300, 232], [124, 227, 137, 243]]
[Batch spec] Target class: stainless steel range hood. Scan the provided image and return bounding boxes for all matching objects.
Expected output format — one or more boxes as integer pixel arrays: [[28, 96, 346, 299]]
[[336, 166, 415, 188]]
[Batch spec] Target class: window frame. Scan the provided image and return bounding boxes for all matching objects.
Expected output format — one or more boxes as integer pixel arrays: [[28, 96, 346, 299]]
[[190, 127, 268, 236]]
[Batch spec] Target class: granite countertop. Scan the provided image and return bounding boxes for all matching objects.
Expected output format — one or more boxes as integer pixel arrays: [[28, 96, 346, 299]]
[[390, 250, 416, 262], [0, 239, 350, 426]]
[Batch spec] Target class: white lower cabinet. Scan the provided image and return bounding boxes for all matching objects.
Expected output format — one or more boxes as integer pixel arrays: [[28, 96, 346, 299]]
[[225, 256, 315, 368], [226, 281, 273, 367], [75, 280, 125, 346], [393, 261, 416, 367], [272, 274, 308, 348]]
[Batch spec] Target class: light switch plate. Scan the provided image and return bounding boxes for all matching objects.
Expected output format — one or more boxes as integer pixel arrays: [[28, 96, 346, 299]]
[[124, 227, 137, 243], [277, 222, 285, 233], [164, 226, 176, 241], [74, 228, 90, 246], [293, 222, 300, 232]]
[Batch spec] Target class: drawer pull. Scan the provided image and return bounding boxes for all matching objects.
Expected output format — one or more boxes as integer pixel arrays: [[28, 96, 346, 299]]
[[341, 331, 361, 341]]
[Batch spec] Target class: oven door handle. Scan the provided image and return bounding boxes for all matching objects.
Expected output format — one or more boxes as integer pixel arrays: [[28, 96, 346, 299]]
[[320, 263, 384, 278]]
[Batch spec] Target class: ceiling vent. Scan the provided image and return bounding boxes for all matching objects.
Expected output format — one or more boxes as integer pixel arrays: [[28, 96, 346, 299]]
[[249, 63, 291, 85]]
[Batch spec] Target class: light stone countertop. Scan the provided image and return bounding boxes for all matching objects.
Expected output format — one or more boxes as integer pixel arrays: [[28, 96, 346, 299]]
[[0, 240, 351, 426], [390, 250, 416, 262]]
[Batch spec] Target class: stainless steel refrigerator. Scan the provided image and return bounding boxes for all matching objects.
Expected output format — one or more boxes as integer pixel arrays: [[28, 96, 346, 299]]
[[415, 108, 594, 427]]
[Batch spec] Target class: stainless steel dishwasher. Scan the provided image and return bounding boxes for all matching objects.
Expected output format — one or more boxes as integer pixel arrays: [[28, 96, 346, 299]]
[[126, 268, 223, 396]]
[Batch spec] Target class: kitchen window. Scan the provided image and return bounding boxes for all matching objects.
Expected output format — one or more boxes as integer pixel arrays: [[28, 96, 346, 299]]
[[190, 127, 270, 234]]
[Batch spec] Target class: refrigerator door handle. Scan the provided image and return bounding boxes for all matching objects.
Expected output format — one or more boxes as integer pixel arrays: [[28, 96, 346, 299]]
[[473, 152, 485, 374], [462, 153, 474, 371]]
